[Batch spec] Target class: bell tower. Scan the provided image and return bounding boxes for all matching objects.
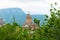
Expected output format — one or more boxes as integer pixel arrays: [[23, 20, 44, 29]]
[[26, 12, 32, 24]]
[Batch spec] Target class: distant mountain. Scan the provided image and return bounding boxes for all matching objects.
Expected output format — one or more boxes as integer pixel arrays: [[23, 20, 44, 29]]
[[0, 8, 26, 25], [0, 8, 46, 25]]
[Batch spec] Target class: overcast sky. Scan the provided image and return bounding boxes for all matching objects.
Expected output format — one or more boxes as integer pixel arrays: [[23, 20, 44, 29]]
[[0, 0, 60, 16]]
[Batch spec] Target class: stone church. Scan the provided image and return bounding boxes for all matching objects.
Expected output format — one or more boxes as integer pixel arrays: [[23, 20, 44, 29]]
[[22, 12, 37, 31]]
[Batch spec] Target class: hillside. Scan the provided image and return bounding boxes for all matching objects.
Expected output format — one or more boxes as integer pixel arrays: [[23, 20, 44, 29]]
[[0, 8, 46, 25]]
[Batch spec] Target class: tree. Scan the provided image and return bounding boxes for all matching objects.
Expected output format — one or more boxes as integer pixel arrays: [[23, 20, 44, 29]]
[[34, 18, 40, 26]]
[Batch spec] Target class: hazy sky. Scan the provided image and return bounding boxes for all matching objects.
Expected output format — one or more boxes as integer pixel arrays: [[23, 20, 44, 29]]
[[0, 0, 60, 16]]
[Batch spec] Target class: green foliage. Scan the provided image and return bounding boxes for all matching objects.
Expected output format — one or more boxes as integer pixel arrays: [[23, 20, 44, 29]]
[[34, 18, 40, 26]]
